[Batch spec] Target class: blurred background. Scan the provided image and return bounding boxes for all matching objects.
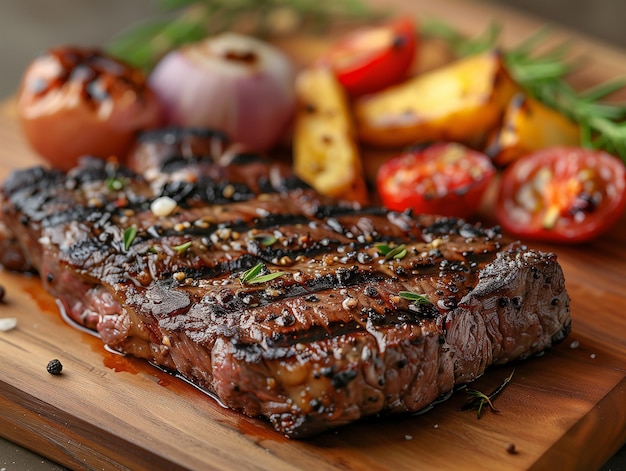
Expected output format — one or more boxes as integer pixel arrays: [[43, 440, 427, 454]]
[[2, 0, 626, 98], [0, 0, 625, 469]]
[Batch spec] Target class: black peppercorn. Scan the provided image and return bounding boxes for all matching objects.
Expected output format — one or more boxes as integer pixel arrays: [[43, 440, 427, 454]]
[[46, 359, 63, 375], [0, 285, 5, 303], [506, 443, 518, 455]]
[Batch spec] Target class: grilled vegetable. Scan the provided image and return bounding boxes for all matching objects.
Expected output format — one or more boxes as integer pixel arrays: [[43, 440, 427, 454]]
[[354, 51, 519, 148], [487, 93, 580, 167], [148, 33, 295, 151], [496, 147, 626, 243], [377, 142, 495, 218], [293, 67, 368, 204], [17, 46, 163, 171], [318, 17, 418, 97]]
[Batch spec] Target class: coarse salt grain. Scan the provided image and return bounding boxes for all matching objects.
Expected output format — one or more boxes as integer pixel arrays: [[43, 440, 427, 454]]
[[569, 340, 580, 349], [150, 196, 178, 217], [405, 435, 413, 440], [0, 318, 17, 331]]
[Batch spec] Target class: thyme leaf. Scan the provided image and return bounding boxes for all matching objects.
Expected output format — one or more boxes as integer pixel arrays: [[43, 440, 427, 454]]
[[247, 272, 288, 284], [398, 291, 431, 304], [376, 243, 408, 260], [239, 262, 286, 285], [461, 369, 515, 419], [173, 241, 192, 253], [123, 225, 138, 252]]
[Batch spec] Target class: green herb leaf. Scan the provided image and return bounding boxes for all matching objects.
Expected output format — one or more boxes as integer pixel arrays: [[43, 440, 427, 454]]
[[239, 262, 287, 285], [376, 243, 408, 260], [123, 225, 138, 251], [461, 369, 515, 419], [240, 263, 264, 283], [246, 271, 287, 284], [173, 241, 192, 253], [253, 234, 278, 246], [398, 291, 431, 304], [106, 177, 124, 191]]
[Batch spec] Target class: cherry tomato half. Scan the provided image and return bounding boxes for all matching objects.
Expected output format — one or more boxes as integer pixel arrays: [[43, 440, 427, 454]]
[[17, 46, 163, 171], [377, 142, 496, 218], [495, 147, 626, 243], [319, 17, 417, 97]]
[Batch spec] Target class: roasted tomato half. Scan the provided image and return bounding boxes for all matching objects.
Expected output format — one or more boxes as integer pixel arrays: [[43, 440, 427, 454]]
[[496, 147, 626, 243], [17, 46, 163, 171], [377, 142, 496, 218], [319, 17, 417, 97]]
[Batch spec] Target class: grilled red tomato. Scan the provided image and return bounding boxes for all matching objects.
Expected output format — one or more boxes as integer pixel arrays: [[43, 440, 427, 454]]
[[17, 46, 163, 171], [377, 142, 496, 218], [319, 17, 417, 97], [496, 147, 626, 243]]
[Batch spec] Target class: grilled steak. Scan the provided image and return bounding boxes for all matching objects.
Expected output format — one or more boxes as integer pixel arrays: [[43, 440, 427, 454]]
[[0, 138, 571, 437]]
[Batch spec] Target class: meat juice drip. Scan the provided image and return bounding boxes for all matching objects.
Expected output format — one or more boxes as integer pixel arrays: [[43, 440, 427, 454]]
[[19, 276, 60, 315], [56, 298, 100, 337], [146, 361, 230, 409], [102, 344, 139, 375]]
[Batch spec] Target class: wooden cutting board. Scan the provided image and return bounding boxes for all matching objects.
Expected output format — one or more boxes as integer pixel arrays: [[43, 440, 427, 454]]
[[0, 0, 625, 469]]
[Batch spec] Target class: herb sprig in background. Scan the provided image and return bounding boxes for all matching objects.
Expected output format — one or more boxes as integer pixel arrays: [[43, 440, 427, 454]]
[[106, 0, 383, 71], [108, 0, 626, 162]]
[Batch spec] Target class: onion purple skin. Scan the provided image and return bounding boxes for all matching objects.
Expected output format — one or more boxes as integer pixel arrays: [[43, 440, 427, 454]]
[[148, 33, 296, 152]]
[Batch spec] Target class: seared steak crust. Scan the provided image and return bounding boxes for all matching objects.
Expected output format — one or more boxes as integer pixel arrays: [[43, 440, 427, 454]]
[[0, 151, 570, 437]]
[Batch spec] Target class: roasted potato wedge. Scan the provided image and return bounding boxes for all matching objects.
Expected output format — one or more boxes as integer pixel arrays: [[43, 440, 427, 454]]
[[486, 92, 580, 166], [293, 67, 368, 204], [354, 51, 519, 148]]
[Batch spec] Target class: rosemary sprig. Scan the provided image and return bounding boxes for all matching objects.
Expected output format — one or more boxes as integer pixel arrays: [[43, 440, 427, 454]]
[[420, 18, 503, 58], [461, 369, 515, 419], [239, 262, 286, 285], [422, 19, 626, 162], [106, 0, 383, 71]]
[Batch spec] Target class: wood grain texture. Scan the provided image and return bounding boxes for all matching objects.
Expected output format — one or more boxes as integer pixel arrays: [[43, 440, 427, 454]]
[[0, 0, 625, 469]]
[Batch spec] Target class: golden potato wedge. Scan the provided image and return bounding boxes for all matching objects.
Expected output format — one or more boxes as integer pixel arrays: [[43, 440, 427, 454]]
[[486, 92, 580, 166], [293, 67, 368, 204], [354, 51, 519, 148]]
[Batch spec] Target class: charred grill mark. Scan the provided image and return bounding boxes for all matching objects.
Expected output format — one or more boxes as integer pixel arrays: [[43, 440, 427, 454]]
[[173, 253, 262, 281], [160, 179, 256, 206], [258, 174, 310, 193], [159, 154, 217, 172], [248, 214, 311, 231], [0, 166, 64, 195], [423, 219, 501, 240], [186, 267, 387, 314], [227, 153, 267, 165], [263, 321, 364, 349], [261, 301, 438, 350], [248, 239, 344, 262], [314, 205, 389, 219]]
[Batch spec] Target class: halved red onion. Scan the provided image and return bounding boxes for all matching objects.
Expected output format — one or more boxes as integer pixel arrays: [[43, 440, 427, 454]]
[[149, 33, 296, 151]]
